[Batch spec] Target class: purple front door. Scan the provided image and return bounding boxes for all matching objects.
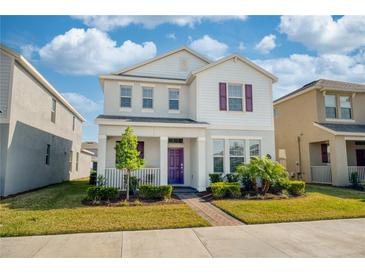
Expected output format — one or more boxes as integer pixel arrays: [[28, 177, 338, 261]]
[[168, 148, 184, 185]]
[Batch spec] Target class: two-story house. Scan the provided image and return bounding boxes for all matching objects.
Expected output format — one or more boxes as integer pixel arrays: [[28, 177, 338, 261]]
[[96, 47, 277, 191], [274, 79, 365, 186], [0, 45, 93, 196]]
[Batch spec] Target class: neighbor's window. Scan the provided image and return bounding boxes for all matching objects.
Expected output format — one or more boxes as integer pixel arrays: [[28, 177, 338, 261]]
[[228, 84, 243, 111], [169, 88, 180, 110], [72, 116, 75, 131], [142, 87, 153, 109], [120, 86, 132, 108], [229, 140, 245, 172], [51, 98, 56, 123], [45, 144, 51, 165], [213, 139, 224, 173], [76, 152, 79, 172], [69, 151, 73, 172], [340, 96, 352, 119], [249, 140, 261, 158], [325, 95, 337, 119], [321, 143, 331, 163]]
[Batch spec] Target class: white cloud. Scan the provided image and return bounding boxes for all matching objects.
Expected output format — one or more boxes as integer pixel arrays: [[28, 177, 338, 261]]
[[166, 33, 176, 40], [38, 28, 156, 75], [255, 34, 276, 54], [238, 41, 245, 51], [279, 16, 365, 53], [62, 92, 101, 113], [255, 53, 365, 99], [73, 16, 248, 31], [189, 35, 228, 60], [20, 44, 39, 60]]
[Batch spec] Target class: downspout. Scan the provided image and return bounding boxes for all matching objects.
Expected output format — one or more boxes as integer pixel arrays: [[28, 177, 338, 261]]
[[297, 134, 303, 179]]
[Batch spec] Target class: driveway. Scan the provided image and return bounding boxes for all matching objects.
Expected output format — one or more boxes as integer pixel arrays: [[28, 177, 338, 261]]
[[1, 218, 365, 258]]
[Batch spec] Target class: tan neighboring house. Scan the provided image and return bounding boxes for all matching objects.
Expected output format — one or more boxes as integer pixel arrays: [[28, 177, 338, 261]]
[[81, 141, 98, 170], [274, 79, 365, 186], [0, 45, 93, 197]]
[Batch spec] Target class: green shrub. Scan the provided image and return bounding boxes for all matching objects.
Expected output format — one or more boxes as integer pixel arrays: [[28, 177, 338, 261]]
[[87, 186, 119, 201], [138, 185, 172, 200], [225, 173, 240, 183], [211, 182, 241, 198], [209, 173, 223, 183], [276, 180, 305, 196]]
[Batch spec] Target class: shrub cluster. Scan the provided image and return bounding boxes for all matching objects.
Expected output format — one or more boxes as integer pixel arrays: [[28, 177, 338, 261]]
[[276, 180, 306, 196], [87, 186, 119, 201], [89, 170, 97, 185], [211, 182, 241, 198], [138, 185, 173, 200], [209, 173, 223, 183]]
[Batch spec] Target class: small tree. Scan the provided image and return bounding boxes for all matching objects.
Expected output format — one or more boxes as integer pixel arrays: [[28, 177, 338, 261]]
[[115, 127, 144, 200]]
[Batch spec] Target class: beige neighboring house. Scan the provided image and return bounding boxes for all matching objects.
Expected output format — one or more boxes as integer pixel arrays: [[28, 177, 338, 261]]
[[0, 45, 92, 197], [81, 141, 98, 170], [274, 79, 365, 186]]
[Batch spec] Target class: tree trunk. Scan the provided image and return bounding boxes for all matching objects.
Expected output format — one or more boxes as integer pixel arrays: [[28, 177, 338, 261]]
[[126, 170, 130, 201], [262, 180, 270, 195]]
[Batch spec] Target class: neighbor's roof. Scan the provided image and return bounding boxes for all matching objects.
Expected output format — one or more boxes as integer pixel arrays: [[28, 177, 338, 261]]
[[274, 79, 365, 105], [0, 44, 85, 122], [314, 122, 365, 136]]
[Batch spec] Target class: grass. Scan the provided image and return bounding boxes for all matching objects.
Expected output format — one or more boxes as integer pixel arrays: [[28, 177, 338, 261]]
[[0, 179, 209, 237], [212, 184, 365, 224]]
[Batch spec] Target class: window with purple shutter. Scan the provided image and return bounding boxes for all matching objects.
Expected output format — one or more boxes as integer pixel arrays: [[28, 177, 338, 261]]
[[219, 82, 227, 111], [137, 141, 144, 159], [245, 84, 253, 112], [321, 144, 328, 163]]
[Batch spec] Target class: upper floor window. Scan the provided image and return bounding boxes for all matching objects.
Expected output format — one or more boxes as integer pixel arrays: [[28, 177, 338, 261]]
[[72, 116, 75, 131], [213, 139, 224, 173], [229, 140, 245, 172], [168, 88, 180, 111], [325, 95, 337, 119], [228, 84, 243, 111], [340, 96, 352, 119], [120, 86, 132, 108], [51, 98, 56, 123], [142, 87, 153, 109]]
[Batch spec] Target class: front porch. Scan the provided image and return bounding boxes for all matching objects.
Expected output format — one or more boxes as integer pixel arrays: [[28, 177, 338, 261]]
[[309, 139, 365, 185]]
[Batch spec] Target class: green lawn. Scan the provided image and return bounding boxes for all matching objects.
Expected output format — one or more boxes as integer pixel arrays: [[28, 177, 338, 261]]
[[0, 179, 209, 237], [212, 184, 365, 224]]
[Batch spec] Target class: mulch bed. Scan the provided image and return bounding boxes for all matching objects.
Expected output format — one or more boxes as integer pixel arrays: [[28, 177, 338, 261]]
[[81, 193, 183, 207], [198, 191, 305, 202]]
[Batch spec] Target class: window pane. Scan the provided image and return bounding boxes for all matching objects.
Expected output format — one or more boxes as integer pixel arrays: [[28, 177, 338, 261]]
[[326, 107, 337, 118], [143, 98, 153, 109], [325, 95, 336, 107], [143, 87, 153, 98], [214, 157, 224, 173], [169, 89, 179, 99], [230, 157, 244, 172], [249, 140, 260, 157], [121, 97, 131, 108], [229, 140, 245, 156], [121, 86, 132, 97], [228, 98, 243, 111], [169, 100, 179, 110], [341, 108, 352, 119], [228, 84, 242, 97], [52, 99, 56, 111], [340, 96, 351, 108], [213, 140, 224, 156]]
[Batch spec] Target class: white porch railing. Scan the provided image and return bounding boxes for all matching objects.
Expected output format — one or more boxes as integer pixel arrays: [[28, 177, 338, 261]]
[[104, 168, 160, 190], [311, 165, 332, 184], [348, 166, 365, 182]]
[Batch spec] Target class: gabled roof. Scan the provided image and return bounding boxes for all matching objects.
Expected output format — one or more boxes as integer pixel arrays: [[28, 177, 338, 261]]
[[274, 79, 365, 105], [314, 122, 365, 136], [114, 46, 211, 75], [188, 54, 278, 83], [0, 44, 85, 122]]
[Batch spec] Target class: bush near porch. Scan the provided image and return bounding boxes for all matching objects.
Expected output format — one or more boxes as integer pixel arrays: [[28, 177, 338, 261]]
[[0, 179, 209, 237]]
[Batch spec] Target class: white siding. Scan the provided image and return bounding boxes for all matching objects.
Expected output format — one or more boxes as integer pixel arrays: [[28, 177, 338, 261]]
[[0, 52, 12, 120], [196, 58, 274, 129], [189, 78, 197, 120], [124, 50, 208, 79]]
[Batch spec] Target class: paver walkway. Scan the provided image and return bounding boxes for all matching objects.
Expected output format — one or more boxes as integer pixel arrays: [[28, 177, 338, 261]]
[[175, 193, 242, 226]]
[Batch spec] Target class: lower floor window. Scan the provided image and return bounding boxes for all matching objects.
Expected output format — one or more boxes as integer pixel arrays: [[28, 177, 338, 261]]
[[213, 139, 224, 173], [249, 140, 261, 158], [229, 140, 245, 172]]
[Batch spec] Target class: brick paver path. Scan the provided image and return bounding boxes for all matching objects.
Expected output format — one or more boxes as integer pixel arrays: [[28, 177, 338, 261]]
[[176, 193, 243, 226]]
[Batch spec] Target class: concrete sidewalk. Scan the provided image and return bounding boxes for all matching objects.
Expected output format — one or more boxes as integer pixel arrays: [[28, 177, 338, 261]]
[[1, 218, 365, 258]]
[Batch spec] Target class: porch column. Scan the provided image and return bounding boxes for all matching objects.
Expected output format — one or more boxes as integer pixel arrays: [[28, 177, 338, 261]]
[[160, 136, 168, 186], [196, 136, 207, 191], [97, 135, 107, 177], [330, 136, 349, 186]]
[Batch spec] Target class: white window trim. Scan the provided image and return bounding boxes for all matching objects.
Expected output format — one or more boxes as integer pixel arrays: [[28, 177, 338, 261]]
[[324, 93, 354, 121], [120, 85, 133, 111], [142, 86, 154, 111], [227, 82, 245, 112], [228, 139, 246, 173], [168, 88, 180, 113], [325, 118, 355, 123], [212, 139, 225, 173]]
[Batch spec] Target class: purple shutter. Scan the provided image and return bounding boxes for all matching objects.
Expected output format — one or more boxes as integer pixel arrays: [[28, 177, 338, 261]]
[[137, 141, 144, 159], [321, 144, 328, 163], [245, 84, 253, 112], [219, 83, 227, 111]]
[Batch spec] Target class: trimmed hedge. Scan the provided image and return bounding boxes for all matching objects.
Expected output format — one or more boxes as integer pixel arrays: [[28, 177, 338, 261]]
[[211, 182, 241, 198], [209, 173, 223, 183], [87, 186, 119, 201], [276, 180, 306, 196], [138, 185, 173, 200], [225, 173, 240, 183]]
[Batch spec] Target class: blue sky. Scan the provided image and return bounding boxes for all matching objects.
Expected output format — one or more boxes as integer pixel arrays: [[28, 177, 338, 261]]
[[1, 15, 365, 141]]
